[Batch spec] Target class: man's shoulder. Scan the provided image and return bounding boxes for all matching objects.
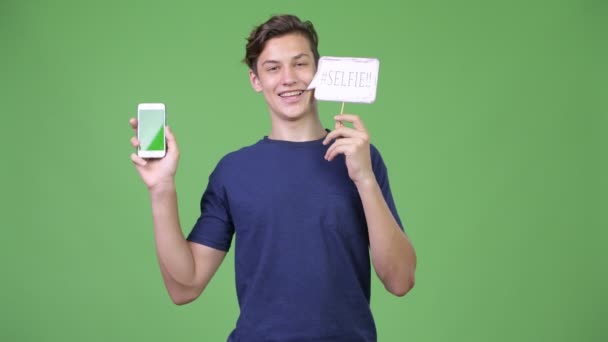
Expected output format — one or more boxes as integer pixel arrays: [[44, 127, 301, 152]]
[[213, 139, 265, 172], [369, 142, 381, 156], [369, 142, 383, 163], [369, 143, 391, 176]]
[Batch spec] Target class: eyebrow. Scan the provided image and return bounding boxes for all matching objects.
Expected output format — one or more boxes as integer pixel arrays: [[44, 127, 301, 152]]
[[293, 53, 311, 60], [261, 53, 311, 66]]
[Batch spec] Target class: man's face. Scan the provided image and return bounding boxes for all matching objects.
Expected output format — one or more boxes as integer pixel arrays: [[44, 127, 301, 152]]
[[249, 33, 316, 121]]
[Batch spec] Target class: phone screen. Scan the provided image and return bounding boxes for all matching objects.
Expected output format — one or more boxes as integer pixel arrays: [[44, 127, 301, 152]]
[[139, 109, 165, 152]]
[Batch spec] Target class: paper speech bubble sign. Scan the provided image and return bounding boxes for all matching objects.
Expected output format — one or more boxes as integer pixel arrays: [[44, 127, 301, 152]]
[[307, 57, 379, 103]]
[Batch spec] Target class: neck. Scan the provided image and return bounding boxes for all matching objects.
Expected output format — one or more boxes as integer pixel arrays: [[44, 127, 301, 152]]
[[268, 108, 326, 142]]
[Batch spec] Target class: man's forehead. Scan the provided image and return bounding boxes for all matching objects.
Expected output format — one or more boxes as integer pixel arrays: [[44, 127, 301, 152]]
[[259, 34, 313, 62]]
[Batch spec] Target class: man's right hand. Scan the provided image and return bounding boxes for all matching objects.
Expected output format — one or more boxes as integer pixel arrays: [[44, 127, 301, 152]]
[[129, 118, 180, 191]]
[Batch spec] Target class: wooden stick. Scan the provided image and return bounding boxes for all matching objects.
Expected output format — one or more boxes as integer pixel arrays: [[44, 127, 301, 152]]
[[337, 102, 345, 128]]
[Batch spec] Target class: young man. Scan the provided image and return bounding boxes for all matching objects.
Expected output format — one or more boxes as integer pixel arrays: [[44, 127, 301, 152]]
[[129, 14, 416, 342]]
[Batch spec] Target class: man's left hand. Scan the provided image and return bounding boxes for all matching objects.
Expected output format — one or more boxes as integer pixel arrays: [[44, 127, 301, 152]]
[[323, 114, 375, 185]]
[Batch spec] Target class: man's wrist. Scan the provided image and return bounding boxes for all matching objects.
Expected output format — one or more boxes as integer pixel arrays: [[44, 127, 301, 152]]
[[148, 180, 176, 198], [354, 174, 378, 192]]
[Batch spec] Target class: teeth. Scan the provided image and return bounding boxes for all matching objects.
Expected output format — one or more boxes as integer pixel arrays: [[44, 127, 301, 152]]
[[279, 91, 303, 97]]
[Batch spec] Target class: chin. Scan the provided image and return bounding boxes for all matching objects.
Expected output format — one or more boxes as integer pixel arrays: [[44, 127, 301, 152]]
[[279, 110, 308, 121], [284, 105, 316, 121], [270, 103, 312, 121], [270, 94, 316, 121]]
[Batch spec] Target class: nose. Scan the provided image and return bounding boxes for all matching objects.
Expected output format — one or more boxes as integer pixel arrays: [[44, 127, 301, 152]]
[[280, 65, 297, 86]]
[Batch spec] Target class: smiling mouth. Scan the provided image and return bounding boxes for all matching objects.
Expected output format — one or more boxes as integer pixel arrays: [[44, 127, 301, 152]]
[[278, 90, 304, 97]]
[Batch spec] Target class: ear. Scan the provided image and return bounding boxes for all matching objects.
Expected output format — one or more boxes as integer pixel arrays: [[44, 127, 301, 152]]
[[249, 69, 263, 92]]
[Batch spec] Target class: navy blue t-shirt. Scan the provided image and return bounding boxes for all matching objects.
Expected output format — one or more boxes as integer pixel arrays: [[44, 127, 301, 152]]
[[187, 132, 403, 342]]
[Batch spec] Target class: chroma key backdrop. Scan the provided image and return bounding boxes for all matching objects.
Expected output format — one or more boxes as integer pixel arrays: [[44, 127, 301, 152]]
[[1, 0, 606, 341]]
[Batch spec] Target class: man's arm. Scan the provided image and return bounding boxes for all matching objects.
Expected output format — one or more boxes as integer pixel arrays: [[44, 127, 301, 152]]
[[323, 114, 416, 297], [355, 178, 416, 296], [149, 182, 226, 305], [129, 119, 226, 304]]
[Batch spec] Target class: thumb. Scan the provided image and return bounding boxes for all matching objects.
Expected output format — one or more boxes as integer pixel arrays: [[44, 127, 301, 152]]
[[165, 125, 178, 151]]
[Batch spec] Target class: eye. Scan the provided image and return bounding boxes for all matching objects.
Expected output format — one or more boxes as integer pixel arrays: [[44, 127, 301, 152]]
[[296, 62, 308, 67], [267, 66, 279, 72]]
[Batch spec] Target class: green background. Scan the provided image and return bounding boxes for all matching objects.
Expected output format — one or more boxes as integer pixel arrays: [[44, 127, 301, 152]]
[[1, 0, 606, 341]]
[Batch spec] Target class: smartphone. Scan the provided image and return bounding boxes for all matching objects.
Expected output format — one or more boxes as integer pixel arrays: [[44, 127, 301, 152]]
[[137, 103, 166, 158]]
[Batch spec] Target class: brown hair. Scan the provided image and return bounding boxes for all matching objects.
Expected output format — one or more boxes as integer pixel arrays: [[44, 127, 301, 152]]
[[244, 14, 320, 74]]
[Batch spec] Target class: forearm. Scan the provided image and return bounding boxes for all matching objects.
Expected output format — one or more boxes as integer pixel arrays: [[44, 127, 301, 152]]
[[156, 253, 201, 304], [356, 178, 416, 296], [149, 182, 197, 287]]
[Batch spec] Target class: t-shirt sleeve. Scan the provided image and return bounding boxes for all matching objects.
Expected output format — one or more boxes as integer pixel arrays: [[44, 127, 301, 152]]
[[371, 144, 405, 231], [187, 165, 235, 251]]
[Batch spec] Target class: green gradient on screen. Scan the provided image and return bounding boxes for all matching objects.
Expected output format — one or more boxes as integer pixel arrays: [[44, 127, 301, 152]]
[[138, 109, 165, 151], [1, 0, 606, 342]]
